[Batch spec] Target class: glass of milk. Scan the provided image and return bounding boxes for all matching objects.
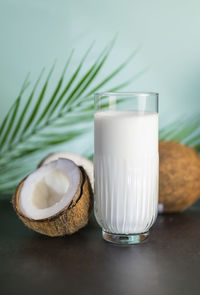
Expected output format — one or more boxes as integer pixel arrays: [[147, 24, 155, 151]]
[[94, 92, 159, 244]]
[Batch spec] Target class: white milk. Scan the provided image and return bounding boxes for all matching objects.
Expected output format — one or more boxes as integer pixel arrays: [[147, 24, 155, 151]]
[[94, 111, 158, 234]]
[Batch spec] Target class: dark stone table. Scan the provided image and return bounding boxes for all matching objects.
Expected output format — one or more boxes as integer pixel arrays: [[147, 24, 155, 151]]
[[1, 197, 200, 295]]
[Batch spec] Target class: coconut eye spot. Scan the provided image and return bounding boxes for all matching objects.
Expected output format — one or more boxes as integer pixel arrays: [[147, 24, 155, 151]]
[[32, 170, 70, 209]]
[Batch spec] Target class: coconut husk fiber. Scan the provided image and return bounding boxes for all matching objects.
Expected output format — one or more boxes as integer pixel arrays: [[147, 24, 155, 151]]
[[12, 167, 93, 237], [159, 140, 200, 213]]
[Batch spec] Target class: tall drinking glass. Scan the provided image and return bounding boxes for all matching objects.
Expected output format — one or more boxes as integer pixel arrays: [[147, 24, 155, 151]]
[[94, 92, 159, 244]]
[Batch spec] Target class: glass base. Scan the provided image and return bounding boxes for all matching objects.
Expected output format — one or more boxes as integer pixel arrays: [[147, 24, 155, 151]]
[[102, 230, 149, 245]]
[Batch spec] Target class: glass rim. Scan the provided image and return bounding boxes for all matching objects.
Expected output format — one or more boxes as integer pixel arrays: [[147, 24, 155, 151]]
[[95, 91, 159, 97]]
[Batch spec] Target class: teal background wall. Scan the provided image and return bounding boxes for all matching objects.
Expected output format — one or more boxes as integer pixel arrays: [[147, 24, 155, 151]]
[[1, 0, 200, 130]]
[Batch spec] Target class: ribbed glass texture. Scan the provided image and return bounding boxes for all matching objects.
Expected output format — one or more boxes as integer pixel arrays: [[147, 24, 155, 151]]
[[94, 155, 158, 234], [94, 92, 159, 238]]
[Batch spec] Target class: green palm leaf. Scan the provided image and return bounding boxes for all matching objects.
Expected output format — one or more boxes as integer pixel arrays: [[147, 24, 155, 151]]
[[10, 69, 45, 142], [0, 75, 30, 150], [85, 47, 141, 97], [0, 40, 142, 194], [35, 50, 74, 125], [23, 63, 55, 134], [47, 43, 94, 118], [61, 40, 115, 110], [159, 114, 200, 152]]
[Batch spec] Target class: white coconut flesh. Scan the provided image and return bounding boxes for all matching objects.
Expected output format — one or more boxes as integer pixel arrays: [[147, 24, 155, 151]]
[[41, 152, 94, 189], [19, 158, 81, 220]]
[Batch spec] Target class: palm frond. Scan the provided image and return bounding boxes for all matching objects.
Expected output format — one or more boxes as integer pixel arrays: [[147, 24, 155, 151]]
[[46, 43, 94, 118], [10, 69, 45, 142], [159, 114, 200, 151], [85, 46, 140, 97], [23, 63, 56, 134], [35, 50, 74, 125], [0, 74, 30, 150], [62, 40, 115, 110], [0, 40, 141, 194]]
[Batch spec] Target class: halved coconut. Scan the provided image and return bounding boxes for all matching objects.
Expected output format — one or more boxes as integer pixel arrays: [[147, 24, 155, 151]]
[[12, 158, 93, 237], [39, 152, 94, 190]]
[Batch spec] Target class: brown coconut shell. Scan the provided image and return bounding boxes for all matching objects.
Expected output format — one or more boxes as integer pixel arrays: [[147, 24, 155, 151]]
[[159, 141, 200, 213], [12, 167, 93, 237]]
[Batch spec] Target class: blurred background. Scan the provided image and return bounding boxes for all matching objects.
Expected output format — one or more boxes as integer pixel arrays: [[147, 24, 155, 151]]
[[0, 0, 200, 192], [1, 0, 200, 121]]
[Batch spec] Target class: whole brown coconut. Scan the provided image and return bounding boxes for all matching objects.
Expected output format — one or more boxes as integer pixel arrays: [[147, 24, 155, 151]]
[[159, 141, 200, 213]]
